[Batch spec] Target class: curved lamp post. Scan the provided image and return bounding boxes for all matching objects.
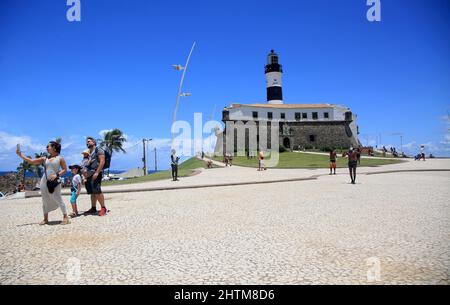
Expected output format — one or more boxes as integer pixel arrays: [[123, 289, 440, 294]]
[[171, 42, 196, 149]]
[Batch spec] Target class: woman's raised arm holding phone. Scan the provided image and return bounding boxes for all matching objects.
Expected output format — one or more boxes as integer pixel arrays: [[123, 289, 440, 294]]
[[16, 145, 46, 165]]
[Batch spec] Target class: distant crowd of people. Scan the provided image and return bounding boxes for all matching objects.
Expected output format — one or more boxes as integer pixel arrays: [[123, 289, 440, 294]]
[[381, 146, 400, 157], [239, 144, 433, 185], [380, 146, 408, 158]]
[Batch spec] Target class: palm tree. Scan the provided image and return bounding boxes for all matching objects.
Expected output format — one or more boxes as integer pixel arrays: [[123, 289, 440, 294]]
[[99, 129, 127, 175], [32, 152, 46, 178], [17, 156, 33, 185]]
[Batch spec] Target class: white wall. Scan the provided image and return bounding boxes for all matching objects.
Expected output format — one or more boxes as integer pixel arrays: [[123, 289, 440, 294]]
[[332, 106, 348, 120], [266, 72, 282, 87], [228, 105, 337, 122]]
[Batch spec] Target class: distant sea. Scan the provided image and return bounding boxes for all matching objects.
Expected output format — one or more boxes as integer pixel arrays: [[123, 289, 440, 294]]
[[0, 171, 14, 177]]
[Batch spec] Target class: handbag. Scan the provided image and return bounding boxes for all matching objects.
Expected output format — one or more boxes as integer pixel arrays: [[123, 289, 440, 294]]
[[43, 157, 60, 194]]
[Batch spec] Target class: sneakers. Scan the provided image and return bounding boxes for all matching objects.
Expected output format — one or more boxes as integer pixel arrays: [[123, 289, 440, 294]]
[[84, 207, 108, 216], [83, 207, 97, 215], [98, 207, 107, 217]]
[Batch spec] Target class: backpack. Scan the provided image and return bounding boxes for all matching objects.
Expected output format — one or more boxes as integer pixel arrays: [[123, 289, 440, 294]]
[[95, 147, 112, 170]]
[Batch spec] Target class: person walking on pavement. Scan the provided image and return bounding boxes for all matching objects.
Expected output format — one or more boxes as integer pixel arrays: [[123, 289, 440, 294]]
[[171, 149, 179, 181], [343, 147, 358, 184]]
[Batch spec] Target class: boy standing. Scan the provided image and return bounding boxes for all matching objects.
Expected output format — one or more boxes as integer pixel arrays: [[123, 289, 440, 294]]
[[68, 165, 82, 217]]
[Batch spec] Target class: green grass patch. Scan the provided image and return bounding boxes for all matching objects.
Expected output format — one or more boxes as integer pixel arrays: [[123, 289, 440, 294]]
[[214, 152, 404, 168], [103, 157, 213, 186]]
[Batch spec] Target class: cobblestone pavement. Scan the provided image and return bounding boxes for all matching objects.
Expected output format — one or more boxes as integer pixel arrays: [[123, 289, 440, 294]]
[[0, 163, 449, 284]]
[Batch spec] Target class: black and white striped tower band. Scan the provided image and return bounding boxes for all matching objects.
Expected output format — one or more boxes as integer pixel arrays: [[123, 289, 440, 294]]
[[265, 50, 283, 104]]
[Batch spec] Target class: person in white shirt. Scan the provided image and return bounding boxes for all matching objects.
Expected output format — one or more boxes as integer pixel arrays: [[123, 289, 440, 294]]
[[171, 149, 180, 181], [69, 165, 82, 217]]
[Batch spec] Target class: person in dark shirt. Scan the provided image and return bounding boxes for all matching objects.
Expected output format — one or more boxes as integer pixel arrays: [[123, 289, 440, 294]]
[[84, 137, 107, 216], [343, 147, 358, 184]]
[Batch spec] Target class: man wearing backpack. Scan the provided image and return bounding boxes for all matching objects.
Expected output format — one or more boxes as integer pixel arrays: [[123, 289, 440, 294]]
[[84, 137, 108, 216]]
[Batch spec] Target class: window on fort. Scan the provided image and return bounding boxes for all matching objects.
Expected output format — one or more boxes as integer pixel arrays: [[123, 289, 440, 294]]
[[295, 112, 301, 121], [302, 113, 308, 119], [312, 112, 318, 120], [252, 111, 258, 119], [309, 135, 316, 142], [280, 113, 286, 119], [324, 112, 329, 119], [267, 112, 273, 120]]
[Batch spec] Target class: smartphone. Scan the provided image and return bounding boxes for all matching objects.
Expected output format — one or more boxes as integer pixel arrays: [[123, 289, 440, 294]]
[[16, 144, 21, 152]]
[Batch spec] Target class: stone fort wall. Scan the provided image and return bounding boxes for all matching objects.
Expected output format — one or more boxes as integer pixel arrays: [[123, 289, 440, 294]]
[[215, 120, 359, 154]]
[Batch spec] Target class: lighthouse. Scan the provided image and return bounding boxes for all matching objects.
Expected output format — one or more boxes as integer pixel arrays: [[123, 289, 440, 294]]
[[265, 50, 283, 104]]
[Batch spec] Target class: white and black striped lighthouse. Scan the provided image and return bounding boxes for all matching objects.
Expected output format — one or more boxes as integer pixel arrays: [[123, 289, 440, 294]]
[[265, 50, 283, 104]]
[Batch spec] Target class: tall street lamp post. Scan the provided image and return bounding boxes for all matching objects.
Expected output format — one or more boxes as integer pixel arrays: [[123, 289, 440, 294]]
[[171, 42, 196, 149]]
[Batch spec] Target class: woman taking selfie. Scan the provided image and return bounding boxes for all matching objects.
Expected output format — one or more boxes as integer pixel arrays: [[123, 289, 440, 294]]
[[16, 141, 70, 225]]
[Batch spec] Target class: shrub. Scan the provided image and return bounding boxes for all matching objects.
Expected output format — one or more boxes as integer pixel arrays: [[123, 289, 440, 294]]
[[320, 146, 338, 152]]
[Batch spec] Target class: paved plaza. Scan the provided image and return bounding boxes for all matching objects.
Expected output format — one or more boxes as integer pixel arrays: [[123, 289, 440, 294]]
[[0, 159, 449, 284]]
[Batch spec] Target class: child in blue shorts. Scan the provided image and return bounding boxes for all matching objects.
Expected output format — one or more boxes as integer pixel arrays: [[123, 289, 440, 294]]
[[68, 165, 82, 217]]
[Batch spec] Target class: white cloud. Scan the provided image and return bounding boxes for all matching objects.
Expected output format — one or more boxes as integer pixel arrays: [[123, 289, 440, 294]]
[[147, 138, 172, 150], [98, 129, 112, 137], [438, 114, 450, 152], [420, 142, 440, 153], [402, 141, 417, 150], [0, 131, 47, 171], [0, 131, 45, 153], [440, 134, 450, 145]]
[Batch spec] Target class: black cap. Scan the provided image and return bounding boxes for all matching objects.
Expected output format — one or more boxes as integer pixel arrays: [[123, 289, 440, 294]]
[[69, 165, 82, 170]]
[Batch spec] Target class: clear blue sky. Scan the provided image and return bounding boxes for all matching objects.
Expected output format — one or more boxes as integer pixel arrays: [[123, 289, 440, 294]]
[[0, 0, 449, 171]]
